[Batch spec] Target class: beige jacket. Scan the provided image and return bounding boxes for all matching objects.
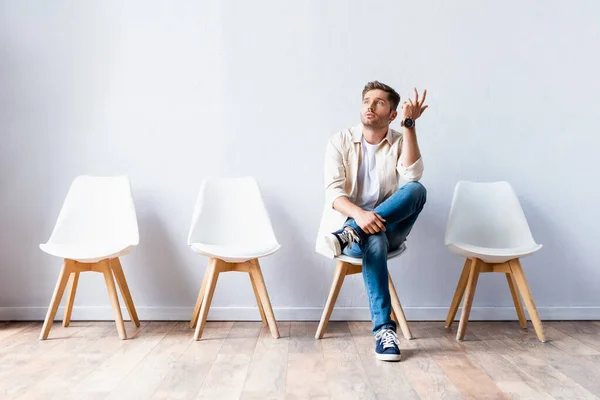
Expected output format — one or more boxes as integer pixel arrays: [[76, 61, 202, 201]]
[[315, 123, 424, 258]]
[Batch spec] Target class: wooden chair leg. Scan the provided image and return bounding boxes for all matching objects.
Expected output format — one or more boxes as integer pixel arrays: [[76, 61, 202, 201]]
[[63, 271, 80, 327], [101, 261, 127, 340], [315, 261, 348, 339], [40, 260, 73, 340], [388, 273, 413, 340], [506, 271, 527, 328], [456, 258, 481, 341], [190, 264, 210, 328], [509, 259, 546, 342], [249, 270, 268, 325], [390, 310, 398, 324], [110, 258, 140, 327], [249, 259, 279, 338], [194, 259, 220, 340], [445, 259, 471, 328]]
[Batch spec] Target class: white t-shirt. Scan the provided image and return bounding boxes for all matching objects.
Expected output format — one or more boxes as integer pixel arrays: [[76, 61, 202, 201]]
[[355, 136, 381, 211]]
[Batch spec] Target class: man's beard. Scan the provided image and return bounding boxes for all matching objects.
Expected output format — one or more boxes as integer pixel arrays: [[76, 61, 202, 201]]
[[361, 115, 387, 128]]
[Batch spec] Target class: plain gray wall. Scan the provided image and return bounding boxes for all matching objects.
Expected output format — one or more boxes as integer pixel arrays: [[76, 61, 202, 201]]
[[1, 0, 599, 321]]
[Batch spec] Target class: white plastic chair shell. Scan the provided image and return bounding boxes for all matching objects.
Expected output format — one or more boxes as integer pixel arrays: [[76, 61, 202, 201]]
[[40, 176, 139, 263], [187, 177, 280, 263], [445, 181, 542, 263]]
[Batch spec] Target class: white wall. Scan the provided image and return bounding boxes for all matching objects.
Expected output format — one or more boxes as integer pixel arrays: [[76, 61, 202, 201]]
[[1, 0, 599, 321]]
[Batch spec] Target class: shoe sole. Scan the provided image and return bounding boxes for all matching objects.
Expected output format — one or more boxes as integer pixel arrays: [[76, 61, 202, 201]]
[[376, 353, 402, 362], [324, 235, 342, 257]]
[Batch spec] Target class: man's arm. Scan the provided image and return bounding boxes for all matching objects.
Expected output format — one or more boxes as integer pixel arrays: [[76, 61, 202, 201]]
[[400, 127, 421, 167], [397, 88, 428, 181], [323, 135, 349, 209], [397, 127, 424, 181], [332, 196, 362, 221]]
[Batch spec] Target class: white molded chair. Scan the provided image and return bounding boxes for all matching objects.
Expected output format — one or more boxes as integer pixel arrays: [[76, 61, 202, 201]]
[[188, 177, 280, 340], [444, 181, 546, 342], [315, 243, 413, 340], [39, 176, 140, 340]]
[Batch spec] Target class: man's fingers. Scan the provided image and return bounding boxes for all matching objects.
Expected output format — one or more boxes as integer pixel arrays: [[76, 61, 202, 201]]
[[370, 221, 383, 233], [375, 219, 386, 232], [420, 89, 427, 106], [376, 214, 386, 223], [414, 87, 419, 105]]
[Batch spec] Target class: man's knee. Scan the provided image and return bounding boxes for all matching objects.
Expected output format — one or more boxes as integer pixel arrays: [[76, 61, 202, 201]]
[[403, 181, 427, 208], [365, 232, 389, 255]]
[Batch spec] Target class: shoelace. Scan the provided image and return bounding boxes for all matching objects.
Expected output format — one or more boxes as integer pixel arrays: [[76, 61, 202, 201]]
[[339, 229, 360, 246], [375, 328, 399, 349]]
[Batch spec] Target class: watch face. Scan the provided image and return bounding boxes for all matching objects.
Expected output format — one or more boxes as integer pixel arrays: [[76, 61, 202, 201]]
[[404, 118, 414, 128]]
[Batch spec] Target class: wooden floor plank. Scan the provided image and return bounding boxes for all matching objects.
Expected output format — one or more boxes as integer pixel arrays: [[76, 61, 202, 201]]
[[106, 322, 193, 399], [440, 324, 553, 399], [151, 321, 234, 400], [194, 322, 262, 399], [321, 322, 376, 399], [468, 322, 598, 400], [0, 322, 34, 341], [0, 322, 97, 398], [13, 322, 120, 397], [397, 323, 464, 400], [70, 322, 176, 395], [549, 321, 600, 352], [418, 324, 508, 400], [242, 322, 290, 397]]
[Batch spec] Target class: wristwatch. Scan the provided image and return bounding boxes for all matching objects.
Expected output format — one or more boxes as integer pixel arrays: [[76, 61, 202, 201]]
[[401, 118, 415, 128]]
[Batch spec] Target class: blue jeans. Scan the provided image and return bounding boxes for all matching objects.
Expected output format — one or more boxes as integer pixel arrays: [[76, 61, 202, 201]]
[[343, 181, 427, 334]]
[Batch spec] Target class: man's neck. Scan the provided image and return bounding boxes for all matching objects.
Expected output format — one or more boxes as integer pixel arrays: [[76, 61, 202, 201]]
[[362, 125, 388, 145]]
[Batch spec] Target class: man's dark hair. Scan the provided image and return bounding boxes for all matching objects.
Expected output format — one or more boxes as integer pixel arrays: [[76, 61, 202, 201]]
[[362, 81, 401, 111]]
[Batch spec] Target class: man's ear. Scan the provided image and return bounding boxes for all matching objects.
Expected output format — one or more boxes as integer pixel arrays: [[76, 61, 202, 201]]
[[389, 110, 398, 122]]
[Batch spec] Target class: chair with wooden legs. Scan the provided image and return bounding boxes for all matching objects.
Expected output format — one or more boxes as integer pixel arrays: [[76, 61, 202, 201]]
[[444, 181, 546, 342], [315, 243, 413, 340], [188, 177, 280, 341], [39, 176, 140, 340]]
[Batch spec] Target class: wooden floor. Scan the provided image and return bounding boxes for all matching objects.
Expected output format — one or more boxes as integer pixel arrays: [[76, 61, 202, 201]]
[[1, 321, 600, 399]]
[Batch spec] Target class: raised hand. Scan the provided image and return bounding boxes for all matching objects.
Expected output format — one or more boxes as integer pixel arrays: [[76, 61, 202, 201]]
[[401, 88, 428, 121]]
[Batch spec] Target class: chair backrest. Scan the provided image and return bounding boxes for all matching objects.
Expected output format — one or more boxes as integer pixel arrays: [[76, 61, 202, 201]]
[[445, 181, 538, 249], [46, 175, 139, 246], [187, 177, 279, 247]]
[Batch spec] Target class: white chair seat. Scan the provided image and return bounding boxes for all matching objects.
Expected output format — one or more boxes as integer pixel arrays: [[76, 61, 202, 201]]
[[39, 243, 135, 263], [189, 242, 281, 263], [447, 242, 542, 264], [336, 242, 407, 265]]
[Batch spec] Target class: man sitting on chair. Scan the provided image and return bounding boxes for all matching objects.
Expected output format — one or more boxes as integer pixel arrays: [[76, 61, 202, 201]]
[[316, 81, 428, 361]]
